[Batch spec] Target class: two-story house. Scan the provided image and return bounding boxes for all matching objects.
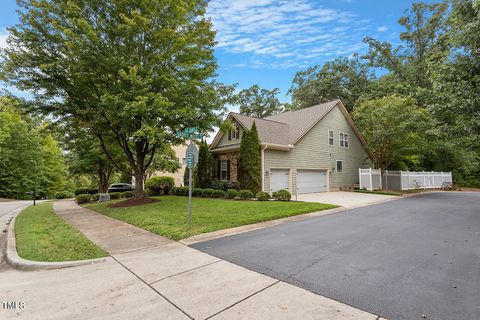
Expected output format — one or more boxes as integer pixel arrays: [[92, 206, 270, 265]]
[[209, 100, 373, 194]]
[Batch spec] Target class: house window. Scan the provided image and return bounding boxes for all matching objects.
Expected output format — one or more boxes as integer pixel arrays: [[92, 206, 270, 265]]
[[220, 160, 228, 180], [229, 126, 240, 140], [336, 160, 343, 173], [339, 133, 349, 148], [328, 130, 334, 146]]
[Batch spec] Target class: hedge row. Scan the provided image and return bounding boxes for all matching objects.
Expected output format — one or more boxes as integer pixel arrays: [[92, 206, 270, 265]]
[[170, 187, 291, 201], [75, 191, 134, 204], [74, 188, 99, 196]]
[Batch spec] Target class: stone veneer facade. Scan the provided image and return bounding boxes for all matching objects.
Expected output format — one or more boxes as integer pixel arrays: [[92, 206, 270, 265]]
[[215, 151, 239, 181]]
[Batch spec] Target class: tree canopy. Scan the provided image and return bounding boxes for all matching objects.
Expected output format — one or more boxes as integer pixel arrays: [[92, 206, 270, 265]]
[[2, 0, 231, 198], [0, 96, 67, 199], [288, 57, 374, 111], [236, 85, 284, 118]]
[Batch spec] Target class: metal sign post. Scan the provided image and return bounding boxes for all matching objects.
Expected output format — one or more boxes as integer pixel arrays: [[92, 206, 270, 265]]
[[176, 127, 204, 229], [187, 148, 194, 228]]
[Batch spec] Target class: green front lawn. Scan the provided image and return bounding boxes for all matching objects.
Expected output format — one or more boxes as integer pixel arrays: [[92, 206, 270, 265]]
[[15, 203, 108, 262], [85, 196, 337, 240]]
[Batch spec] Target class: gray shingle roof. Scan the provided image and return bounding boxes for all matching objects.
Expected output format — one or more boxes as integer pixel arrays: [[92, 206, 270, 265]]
[[211, 100, 342, 150], [265, 100, 339, 144], [230, 113, 290, 145]]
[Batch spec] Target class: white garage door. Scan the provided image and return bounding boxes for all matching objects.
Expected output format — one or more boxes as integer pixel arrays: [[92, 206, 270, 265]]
[[270, 169, 289, 193], [297, 170, 327, 194]]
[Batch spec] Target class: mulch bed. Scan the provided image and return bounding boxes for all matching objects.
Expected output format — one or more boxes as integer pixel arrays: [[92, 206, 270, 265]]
[[108, 197, 159, 208]]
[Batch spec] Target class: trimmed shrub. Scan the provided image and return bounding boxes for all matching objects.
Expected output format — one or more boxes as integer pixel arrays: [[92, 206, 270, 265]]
[[91, 193, 101, 201], [144, 189, 155, 196], [55, 191, 74, 199], [109, 192, 121, 199], [211, 189, 225, 198], [210, 180, 239, 191], [272, 189, 291, 201], [192, 188, 203, 197], [174, 187, 189, 196], [74, 188, 98, 196], [201, 188, 215, 198], [256, 191, 270, 201], [74, 188, 89, 196], [169, 187, 177, 195], [238, 189, 254, 200], [225, 189, 239, 199], [145, 176, 175, 195], [118, 191, 134, 198], [75, 194, 92, 204]]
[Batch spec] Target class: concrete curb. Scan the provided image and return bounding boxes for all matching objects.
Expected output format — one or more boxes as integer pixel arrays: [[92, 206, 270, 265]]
[[180, 206, 346, 245], [181, 192, 411, 245], [6, 207, 110, 271]]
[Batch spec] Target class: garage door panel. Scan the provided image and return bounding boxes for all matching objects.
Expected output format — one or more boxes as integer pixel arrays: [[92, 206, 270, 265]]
[[297, 170, 327, 194], [270, 169, 289, 193]]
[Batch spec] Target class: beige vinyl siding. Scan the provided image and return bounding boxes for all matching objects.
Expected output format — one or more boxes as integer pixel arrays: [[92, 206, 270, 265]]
[[216, 120, 244, 148], [263, 105, 372, 193]]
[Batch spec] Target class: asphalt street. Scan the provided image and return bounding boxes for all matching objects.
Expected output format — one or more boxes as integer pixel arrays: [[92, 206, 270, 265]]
[[192, 192, 480, 320]]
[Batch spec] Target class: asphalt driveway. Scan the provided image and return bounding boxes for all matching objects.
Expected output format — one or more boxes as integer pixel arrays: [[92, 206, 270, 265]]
[[191, 192, 480, 320]]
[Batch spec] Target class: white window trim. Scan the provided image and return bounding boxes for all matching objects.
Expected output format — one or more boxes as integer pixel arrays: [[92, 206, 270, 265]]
[[328, 130, 334, 146], [339, 132, 349, 148], [336, 160, 343, 173], [230, 126, 239, 140]]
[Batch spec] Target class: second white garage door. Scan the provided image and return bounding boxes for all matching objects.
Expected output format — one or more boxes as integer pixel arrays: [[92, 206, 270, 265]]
[[297, 170, 327, 194]]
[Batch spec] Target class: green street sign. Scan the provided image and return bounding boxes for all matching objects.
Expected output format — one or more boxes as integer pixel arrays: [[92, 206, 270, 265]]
[[187, 152, 194, 168], [175, 127, 204, 140], [185, 127, 199, 134]]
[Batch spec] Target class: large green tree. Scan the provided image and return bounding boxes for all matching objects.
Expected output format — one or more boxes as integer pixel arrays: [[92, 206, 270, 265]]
[[429, 0, 480, 186], [0, 96, 67, 198], [236, 85, 283, 118], [2, 0, 230, 198], [352, 96, 433, 172], [144, 144, 181, 180], [238, 122, 261, 193], [288, 57, 374, 111], [362, 2, 449, 106], [61, 122, 122, 193]]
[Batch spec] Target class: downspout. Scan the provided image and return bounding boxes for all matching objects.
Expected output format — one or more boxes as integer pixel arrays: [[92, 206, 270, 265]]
[[261, 145, 268, 192]]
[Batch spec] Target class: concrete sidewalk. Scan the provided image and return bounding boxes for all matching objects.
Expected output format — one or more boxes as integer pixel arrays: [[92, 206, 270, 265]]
[[2, 200, 383, 319]]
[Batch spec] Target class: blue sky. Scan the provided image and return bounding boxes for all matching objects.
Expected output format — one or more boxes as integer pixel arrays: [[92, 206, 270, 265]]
[[0, 0, 434, 104]]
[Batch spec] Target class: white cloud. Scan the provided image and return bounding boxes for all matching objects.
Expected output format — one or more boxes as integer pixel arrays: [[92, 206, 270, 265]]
[[207, 0, 371, 69], [377, 26, 388, 32]]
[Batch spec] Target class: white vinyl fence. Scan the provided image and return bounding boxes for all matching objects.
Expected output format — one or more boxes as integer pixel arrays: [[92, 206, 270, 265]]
[[359, 168, 452, 191]]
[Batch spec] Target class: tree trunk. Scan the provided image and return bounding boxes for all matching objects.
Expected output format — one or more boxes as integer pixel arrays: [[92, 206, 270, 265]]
[[98, 161, 109, 193], [134, 170, 144, 199]]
